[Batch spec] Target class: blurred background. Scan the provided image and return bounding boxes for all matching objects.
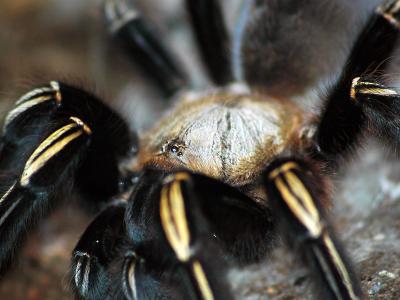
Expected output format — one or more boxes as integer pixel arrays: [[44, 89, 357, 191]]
[[0, 0, 399, 299]]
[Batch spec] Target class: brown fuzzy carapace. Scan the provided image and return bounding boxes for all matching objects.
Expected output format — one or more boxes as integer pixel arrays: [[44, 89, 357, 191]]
[[132, 87, 318, 206]]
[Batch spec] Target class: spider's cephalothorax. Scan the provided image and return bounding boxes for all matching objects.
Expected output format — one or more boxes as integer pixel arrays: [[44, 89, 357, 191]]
[[1, 0, 400, 299], [135, 90, 312, 188]]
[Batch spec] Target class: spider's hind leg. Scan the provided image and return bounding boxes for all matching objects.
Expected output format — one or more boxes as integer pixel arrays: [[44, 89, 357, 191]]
[[0, 82, 133, 275], [350, 76, 400, 150], [104, 0, 188, 96], [264, 158, 363, 300], [117, 170, 274, 299], [185, 0, 233, 85]]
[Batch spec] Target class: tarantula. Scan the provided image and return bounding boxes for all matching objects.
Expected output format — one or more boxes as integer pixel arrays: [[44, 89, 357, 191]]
[[0, 0, 399, 299]]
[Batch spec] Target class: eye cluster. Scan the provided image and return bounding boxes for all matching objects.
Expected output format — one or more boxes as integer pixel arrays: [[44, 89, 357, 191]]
[[161, 140, 186, 157]]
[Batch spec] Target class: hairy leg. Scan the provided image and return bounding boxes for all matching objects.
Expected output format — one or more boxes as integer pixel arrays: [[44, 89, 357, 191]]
[[265, 158, 363, 300], [117, 169, 274, 299], [315, 0, 400, 164], [104, 0, 188, 96], [185, 0, 233, 85], [0, 82, 132, 275]]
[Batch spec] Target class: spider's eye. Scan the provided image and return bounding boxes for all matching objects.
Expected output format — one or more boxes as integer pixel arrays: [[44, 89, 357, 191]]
[[170, 146, 179, 153], [167, 142, 185, 156], [161, 141, 185, 157], [170, 145, 184, 157]]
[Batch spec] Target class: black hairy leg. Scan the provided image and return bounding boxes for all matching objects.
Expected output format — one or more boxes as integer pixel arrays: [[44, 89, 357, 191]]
[[350, 75, 400, 149], [0, 82, 132, 275], [264, 158, 363, 300], [122, 170, 233, 300], [315, 0, 400, 164], [185, 0, 233, 85], [114, 169, 274, 300], [71, 200, 126, 300], [104, 0, 188, 96]]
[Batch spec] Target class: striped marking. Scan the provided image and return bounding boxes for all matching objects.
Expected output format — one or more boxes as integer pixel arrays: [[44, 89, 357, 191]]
[[0, 182, 16, 206], [269, 162, 299, 179], [50, 81, 62, 104], [322, 233, 360, 300], [82, 256, 91, 296], [311, 234, 360, 300], [192, 260, 215, 300], [74, 257, 82, 288], [15, 87, 53, 105], [74, 252, 91, 297], [270, 163, 322, 238], [350, 77, 397, 101], [4, 81, 62, 131], [5, 95, 53, 129], [0, 183, 18, 228], [0, 196, 22, 228], [379, 0, 400, 27], [70, 116, 92, 135], [104, 0, 141, 33], [312, 245, 343, 299], [20, 117, 91, 186], [270, 162, 360, 300], [160, 173, 191, 262], [358, 87, 397, 96], [123, 254, 138, 300], [160, 173, 215, 300], [350, 77, 360, 101]]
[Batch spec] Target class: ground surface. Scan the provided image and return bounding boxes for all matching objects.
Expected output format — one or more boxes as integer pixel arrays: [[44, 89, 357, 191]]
[[0, 0, 399, 299]]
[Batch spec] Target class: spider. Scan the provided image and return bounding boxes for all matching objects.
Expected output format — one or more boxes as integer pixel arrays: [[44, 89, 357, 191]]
[[0, 0, 399, 299]]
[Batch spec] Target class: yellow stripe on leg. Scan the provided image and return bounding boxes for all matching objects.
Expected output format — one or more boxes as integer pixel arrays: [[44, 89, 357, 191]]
[[322, 233, 360, 300], [20, 117, 91, 186], [269, 163, 323, 238], [192, 260, 215, 300], [269, 162, 299, 179], [274, 176, 323, 238], [160, 173, 192, 262]]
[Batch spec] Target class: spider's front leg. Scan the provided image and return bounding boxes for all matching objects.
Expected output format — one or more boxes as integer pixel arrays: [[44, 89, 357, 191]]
[[264, 158, 363, 300], [121, 171, 234, 300], [113, 170, 273, 300], [315, 0, 400, 164], [71, 200, 127, 300], [0, 82, 132, 275]]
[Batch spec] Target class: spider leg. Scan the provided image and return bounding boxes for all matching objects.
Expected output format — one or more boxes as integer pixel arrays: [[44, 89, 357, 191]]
[[264, 158, 363, 300], [104, 0, 188, 97], [118, 169, 274, 299], [71, 200, 126, 300], [122, 170, 234, 300], [71, 200, 164, 300], [350, 75, 400, 149], [0, 82, 132, 275], [185, 0, 233, 85], [315, 0, 400, 163]]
